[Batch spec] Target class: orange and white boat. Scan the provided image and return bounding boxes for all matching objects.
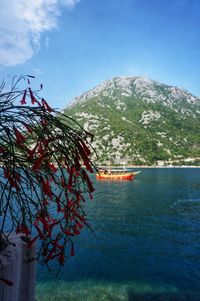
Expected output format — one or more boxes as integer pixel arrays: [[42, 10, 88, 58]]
[[96, 169, 141, 181]]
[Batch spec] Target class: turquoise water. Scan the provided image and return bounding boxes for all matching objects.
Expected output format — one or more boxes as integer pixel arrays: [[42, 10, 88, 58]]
[[36, 168, 200, 301]]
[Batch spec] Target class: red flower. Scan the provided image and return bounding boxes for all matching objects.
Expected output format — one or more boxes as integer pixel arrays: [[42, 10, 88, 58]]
[[77, 141, 93, 173], [41, 177, 53, 198], [55, 241, 63, 250], [34, 223, 44, 239], [28, 235, 39, 248], [24, 124, 33, 133], [4, 169, 21, 190], [76, 221, 84, 229], [3, 167, 9, 178], [47, 220, 59, 237], [48, 162, 57, 173], [40, 119, 49, 126], [0, 146, 5, 153], [73, 228, 80, 235], [29, 88, 38, 104], [45, 246, 57, 263], [42, 199, 49, 206], [14, 128, 26, 144], [82, 169, 94, 193], [75, 151, 81, 169], [20, 90, 27, 105], [32, 154, 48, 171], [41, 98, 53, 112], [64, 229, 74, 236], [16, 224, 30, 236], [36, 215, 50, 232], [61, 176, 66, 187], [70, 244, 75, 256], [58, 250, 65, 265], [80, 140, 91, 156]]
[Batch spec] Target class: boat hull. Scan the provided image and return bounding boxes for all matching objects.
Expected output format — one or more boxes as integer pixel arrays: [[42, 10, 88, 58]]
[[96, 171, 140, 181]]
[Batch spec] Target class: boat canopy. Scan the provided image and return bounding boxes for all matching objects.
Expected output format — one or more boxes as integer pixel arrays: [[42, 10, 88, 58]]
[[99, 169, 132, 175]]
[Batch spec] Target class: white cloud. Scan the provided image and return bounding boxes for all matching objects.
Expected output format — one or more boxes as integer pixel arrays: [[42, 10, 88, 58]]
[[0, 0, 80, 67]]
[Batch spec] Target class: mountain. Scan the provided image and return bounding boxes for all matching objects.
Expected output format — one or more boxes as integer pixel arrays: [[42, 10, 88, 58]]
[[63, 77, 200, 165]]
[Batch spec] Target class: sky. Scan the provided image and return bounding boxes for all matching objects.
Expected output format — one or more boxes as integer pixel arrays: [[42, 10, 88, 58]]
[[0, 0, 200, 109]]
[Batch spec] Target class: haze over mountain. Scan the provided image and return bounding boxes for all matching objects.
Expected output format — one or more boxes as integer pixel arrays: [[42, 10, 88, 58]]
[[63, 77, 200, 165]]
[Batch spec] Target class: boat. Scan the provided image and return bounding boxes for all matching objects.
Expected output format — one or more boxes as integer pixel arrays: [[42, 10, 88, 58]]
[[96, 168, 141, 181]]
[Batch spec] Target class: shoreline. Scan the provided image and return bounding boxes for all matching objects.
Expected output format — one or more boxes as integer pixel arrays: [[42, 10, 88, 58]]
[[97, 165, 200, 169]]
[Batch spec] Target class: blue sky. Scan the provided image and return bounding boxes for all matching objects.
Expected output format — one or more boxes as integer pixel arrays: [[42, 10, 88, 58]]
[[0, 0, 200, 109]]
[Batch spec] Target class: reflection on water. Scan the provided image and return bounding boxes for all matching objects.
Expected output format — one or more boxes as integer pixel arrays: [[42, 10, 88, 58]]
[[36, 168, 200, 300]]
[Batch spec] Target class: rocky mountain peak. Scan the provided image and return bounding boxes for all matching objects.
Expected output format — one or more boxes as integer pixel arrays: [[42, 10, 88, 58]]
[[69, 76, 147, 106], [69, 76, 199, 108]]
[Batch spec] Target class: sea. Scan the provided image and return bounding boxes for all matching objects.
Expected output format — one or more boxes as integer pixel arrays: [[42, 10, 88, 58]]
[[35, 168, 200, 301]]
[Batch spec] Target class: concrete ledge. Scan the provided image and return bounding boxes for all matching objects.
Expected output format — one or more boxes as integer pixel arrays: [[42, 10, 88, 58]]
[[0, 233, 36, 301]]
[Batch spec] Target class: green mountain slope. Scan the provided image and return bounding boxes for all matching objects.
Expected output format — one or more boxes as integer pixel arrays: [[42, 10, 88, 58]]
[[63, 77, 200, 165]]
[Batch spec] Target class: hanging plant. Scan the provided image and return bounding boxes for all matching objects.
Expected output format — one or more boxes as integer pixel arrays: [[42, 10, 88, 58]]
[[0, 75, 95, 267]]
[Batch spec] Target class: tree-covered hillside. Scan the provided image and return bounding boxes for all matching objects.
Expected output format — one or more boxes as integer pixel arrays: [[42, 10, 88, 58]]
[[63, 77, 200, 165]]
